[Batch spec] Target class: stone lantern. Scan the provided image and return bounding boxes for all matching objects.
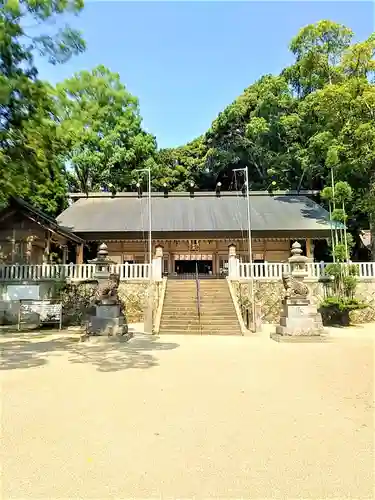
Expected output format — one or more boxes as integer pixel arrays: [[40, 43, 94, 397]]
[[83, 243, 130, 342], [289, 241, 309, 280], [271, 241, 324, 342]]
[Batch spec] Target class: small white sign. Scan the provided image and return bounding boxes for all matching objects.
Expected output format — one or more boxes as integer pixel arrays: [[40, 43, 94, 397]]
[[7, 285, 40, 301], [19, 301, 62, 324]]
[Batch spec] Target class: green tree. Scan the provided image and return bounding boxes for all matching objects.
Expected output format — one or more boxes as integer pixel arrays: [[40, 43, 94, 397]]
[[0, 0, 85, 214], [55, 65, 158, 193], [156, 137, 208, 190], [283, 20, 353, 96]]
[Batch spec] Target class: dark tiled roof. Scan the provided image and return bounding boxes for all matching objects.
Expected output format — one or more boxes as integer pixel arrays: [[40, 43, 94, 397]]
[[56, 191, 337, 234], [3, 197, 84, 243]]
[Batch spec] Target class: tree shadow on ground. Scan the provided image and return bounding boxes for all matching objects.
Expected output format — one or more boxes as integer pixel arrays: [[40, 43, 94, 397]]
[[0, 330, 179, 372], [67, 332, 179, 372]]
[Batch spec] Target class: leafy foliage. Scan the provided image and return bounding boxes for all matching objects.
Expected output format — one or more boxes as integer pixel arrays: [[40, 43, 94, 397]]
[[320, 262, 367, 325], [55, 66, 158, 193], [1, 11, 375, 253], [0, 0, 85, 214]]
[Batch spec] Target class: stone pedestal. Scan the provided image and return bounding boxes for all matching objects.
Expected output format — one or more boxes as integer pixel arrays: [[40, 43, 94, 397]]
[[90, 303, 129, 338], [271, 298, 325, 342]]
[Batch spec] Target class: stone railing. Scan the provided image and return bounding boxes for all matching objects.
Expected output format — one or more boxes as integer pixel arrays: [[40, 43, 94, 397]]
[[0, 263, 154, 282], [235, 261, 375, 281]]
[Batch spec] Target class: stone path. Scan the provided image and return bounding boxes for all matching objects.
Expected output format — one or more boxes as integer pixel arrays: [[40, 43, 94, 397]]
[[1, 324, 374, 499]]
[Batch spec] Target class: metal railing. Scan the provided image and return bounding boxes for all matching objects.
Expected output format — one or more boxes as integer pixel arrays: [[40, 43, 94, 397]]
[[195, 262, 202, 334]]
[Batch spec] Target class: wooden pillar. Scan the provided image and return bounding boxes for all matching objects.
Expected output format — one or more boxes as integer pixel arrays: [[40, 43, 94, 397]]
[[76, 243, 83, 264], [11, 229, 16, 263], [43, 231, 51, 263], [306, 238, 313, 259], [62, 245, 69, 264]]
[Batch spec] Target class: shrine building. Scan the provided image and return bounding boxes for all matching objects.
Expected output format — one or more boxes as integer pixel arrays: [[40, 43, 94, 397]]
[[55, 190, 334, 275]]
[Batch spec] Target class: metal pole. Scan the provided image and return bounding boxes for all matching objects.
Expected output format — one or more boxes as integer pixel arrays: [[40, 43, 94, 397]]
[[148, 166, 152, 277], [147, 166, 153, 333], [134, 166, 153, 332], [245, 167, 256, 332], [233, 166, 256, 332]]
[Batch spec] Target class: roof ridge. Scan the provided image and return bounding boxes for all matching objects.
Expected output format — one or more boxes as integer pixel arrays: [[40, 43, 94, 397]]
[[68, 190, 319, 199]]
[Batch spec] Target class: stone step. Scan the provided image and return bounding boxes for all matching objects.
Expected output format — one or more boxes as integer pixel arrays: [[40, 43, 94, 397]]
[[160, 319, 239, 327], [164, 296, 231, 302], [162, 303, 232, 309], [161, 320, 239, 327], [162, 306, 197, 311], [159, 329, 238, 335], [159, 325, 200, 331], [161, 310, 238, 317]]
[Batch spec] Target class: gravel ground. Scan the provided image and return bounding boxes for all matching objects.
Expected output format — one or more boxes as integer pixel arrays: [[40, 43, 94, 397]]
[[1, 323, 374, 499]]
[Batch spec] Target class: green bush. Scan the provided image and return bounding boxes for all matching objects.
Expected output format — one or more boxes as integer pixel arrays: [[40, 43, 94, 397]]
[[320, 297, 367, 326], [61, 283, 96, 326], [320, 262, 367, 326]]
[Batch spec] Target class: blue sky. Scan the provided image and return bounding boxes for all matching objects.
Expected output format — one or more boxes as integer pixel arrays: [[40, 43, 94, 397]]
[[35, 1, 374, 149]]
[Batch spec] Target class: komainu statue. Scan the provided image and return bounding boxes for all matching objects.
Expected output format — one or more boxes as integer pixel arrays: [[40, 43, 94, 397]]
[[82, 242, 129, 340], [93, 273, 120, 304], [282, 273, 309, 300]]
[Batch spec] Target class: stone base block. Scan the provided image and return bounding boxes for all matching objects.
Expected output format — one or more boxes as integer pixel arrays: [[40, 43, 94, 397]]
[[89, 316, 128, 337], [95, 303, 122, 319], [80, 332, 133, 343], [270, 333, 327, 343], [273, 297, 324, 341], [276, 323, 324, 336]]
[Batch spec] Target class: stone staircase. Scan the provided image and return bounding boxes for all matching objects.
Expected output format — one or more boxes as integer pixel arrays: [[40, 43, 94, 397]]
[[159, 279, 241, 335]]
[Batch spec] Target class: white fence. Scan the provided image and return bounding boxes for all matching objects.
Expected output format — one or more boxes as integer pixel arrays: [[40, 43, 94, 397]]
[[1, 261, 375, 282], [237, 262, 375, 280], [0, 263, 152, 282]]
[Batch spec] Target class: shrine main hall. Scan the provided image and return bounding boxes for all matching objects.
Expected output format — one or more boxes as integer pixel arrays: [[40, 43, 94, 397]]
[[55, 189, 334, 274]]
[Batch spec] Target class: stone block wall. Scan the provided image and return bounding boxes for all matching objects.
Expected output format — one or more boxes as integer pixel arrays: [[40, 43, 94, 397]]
[[0, 280, 162, 328], [232, 279, 375, 324], [61, 281, 162, 328], [117, 281, 162, 325]]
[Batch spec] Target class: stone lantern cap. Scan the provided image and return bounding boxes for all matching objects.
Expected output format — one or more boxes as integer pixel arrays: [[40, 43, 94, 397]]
[[288, 241, 308, 263], [288, 241, 308, 278], [88, 243, 117, 266], [88, 243, 119, 279]]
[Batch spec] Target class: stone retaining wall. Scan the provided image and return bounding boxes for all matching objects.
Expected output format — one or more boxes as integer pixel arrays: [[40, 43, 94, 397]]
[[232, 280, 375, 324], [61, 281, 162, 328], [0, 280, 162, 329]]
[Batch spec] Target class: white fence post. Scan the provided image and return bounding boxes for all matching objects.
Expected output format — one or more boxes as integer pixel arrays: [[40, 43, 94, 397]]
[[152, 245, 163, 281], [228, 244, 239, 279]]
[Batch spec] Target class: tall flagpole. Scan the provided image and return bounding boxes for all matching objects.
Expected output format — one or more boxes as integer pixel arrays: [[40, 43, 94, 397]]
[[135, 165, 153, 332], [147, 166, 152, 278], [233, 166, 256, 332], [245, 166, 256, 332]]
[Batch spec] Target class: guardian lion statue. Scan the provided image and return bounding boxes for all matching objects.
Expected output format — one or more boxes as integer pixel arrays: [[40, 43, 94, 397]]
[[282, 273, 309, 300]]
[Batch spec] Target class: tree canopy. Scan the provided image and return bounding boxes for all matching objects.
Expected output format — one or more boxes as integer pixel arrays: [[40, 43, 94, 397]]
[[55, 65, 158, 194], [0, 10, 374, 256], [0, 0, 85, 214]]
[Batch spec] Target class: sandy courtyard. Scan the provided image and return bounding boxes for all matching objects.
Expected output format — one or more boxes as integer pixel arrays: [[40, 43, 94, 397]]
[[1, 324, 374, 499]]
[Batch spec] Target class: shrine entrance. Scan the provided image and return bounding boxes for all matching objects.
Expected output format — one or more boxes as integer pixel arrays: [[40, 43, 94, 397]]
[[174, 254, 213, 276]]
